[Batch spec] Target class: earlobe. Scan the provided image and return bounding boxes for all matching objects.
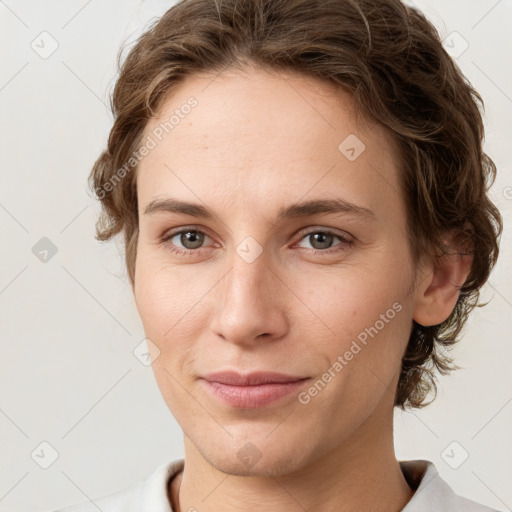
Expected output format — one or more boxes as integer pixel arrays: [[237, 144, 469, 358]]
[[413, 237, 473, 327]]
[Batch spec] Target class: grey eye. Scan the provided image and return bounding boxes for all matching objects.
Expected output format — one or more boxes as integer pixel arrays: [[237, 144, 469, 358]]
[[174, 230, 206, 249], [306, 232, 335, 250]]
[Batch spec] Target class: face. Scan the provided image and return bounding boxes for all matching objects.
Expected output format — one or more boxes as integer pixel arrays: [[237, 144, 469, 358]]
[[134, 65, 419, 477]]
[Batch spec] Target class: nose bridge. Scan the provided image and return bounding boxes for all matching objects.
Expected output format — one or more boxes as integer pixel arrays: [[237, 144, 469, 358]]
[[220, 219, 275, 309], [223, 248, 270, 315]]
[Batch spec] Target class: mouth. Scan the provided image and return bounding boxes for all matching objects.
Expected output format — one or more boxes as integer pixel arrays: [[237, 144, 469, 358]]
[[201, 370, 308, 386], [200, 371, 310, 408]]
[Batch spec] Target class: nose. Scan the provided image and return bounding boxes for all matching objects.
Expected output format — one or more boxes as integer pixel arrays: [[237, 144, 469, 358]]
[[209, 253, 289, 346]]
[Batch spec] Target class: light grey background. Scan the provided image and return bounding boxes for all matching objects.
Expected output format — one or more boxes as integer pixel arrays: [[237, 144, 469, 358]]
[[0, 1, 510, 511]]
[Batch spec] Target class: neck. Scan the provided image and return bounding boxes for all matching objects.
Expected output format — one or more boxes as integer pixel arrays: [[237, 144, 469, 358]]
[[170, 405, 413, 512]]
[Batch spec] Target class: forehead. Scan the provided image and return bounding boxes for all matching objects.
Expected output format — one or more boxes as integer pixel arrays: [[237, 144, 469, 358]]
[[137, 66, 403, 221]]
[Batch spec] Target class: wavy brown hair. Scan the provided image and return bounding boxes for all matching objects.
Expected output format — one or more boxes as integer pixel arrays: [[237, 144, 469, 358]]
[[88, 0, 502, 409]]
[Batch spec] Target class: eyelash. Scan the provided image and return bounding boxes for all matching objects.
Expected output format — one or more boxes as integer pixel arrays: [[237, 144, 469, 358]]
[[160, 226, 354, 256]]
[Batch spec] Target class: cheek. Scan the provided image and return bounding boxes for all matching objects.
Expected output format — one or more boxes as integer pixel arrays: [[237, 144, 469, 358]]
[[297, 266, 399, 336], [135, 252, 204, 335], [297, 266, 409, 389], [133, 254, 219, 386], [134, 258, 206, 415]]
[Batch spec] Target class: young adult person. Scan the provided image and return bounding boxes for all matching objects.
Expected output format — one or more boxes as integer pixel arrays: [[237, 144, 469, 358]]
[[55, 0, 503, 510]]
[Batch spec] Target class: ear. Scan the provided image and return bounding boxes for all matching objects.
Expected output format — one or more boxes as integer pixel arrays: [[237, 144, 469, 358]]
[[413, 232, 473, 327]]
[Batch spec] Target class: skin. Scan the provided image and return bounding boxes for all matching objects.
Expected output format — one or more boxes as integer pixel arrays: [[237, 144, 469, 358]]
[[133, 64, 472, 512]]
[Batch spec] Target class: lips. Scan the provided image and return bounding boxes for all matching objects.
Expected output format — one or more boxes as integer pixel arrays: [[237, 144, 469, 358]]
[[200, 371, 311, 408], [201, 371, 308, 386]]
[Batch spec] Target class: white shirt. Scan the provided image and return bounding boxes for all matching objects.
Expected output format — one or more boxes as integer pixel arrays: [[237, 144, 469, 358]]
[[51, 458, 501, 512]]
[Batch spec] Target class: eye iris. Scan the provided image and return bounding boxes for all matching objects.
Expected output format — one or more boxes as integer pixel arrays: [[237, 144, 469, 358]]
[[310, 232, 333, 250], [181, 231, 204, 249]]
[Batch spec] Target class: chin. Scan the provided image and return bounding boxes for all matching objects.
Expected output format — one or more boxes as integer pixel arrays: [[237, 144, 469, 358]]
[[195, 432, 312, 478]]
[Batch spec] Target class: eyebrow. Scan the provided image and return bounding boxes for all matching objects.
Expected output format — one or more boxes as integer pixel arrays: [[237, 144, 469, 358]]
[[143, 197, 376, 221]]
